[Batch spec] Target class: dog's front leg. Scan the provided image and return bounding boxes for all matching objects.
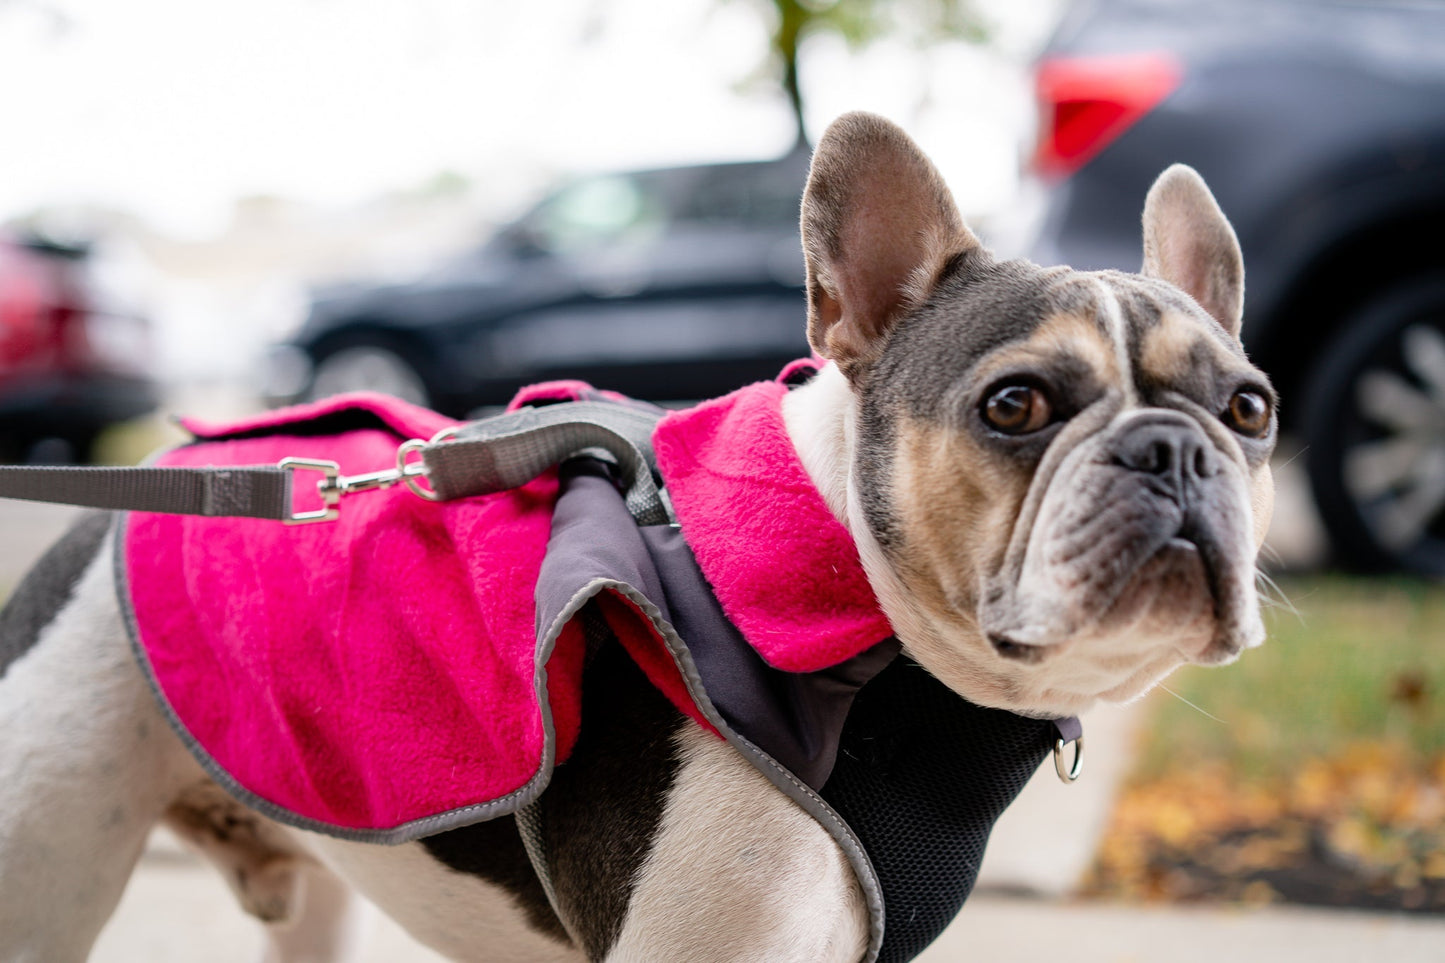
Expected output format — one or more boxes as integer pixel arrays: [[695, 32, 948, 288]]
[[601, 723, 868, 963]]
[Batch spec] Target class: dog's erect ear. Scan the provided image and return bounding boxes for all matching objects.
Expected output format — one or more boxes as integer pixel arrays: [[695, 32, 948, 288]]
[[1141, 164, 1245, 338], [801, 112, 981, 376]]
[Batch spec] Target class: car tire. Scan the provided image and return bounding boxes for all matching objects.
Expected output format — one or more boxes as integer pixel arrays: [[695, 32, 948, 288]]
[[0, 429, 97, 465], [307, 340, 433, 409], [1303, 275, 1445, 575]]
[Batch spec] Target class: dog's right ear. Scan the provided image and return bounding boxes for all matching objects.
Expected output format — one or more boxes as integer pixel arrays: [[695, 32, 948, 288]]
[[801, 112, 980, 378], [1141, 164, 1245, 338]]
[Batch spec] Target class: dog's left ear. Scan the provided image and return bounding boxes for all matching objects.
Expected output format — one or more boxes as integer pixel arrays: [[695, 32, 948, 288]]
[[801, 112, 981, 377], [1141, 164, 1245, 338]]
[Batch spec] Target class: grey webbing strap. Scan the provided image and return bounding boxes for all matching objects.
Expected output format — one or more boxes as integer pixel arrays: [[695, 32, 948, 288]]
[[424, 401, 671, 526], [0, 401, 670, 526], [512, 605, 621, 946], [0, 463, 291, 519], [515, 799, 586, 947]]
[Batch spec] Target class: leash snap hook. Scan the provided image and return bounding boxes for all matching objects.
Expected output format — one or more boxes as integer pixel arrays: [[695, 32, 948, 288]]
[[1053, 734, 1084, 783], [279, 456, 416, 524], [278, 425, 458, 522]]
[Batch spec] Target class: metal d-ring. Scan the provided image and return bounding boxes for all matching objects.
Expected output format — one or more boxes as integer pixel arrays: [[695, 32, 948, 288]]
[[398, 425, 457, 502], [1054, 734, 1084, 783]]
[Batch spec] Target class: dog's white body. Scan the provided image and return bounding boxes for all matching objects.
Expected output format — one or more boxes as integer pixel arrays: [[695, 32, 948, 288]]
[[0, 113, 1276, 962]]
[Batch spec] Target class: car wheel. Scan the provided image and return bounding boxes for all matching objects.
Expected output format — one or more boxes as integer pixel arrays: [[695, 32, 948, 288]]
[[1304, 276, 1445, 574], [308, 342, 432, 408]]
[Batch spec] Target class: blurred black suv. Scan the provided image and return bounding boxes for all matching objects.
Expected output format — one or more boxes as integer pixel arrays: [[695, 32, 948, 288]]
[[1027, 0, 1445, 574], [269, 151, 813, 417]]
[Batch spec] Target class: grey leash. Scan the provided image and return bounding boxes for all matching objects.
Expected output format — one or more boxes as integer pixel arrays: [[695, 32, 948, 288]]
[[0, 400, 674, 526]]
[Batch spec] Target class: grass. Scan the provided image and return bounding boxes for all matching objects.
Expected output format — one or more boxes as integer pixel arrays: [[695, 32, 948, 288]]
[[1135, 575, 1445, 781], [92, 414, 183, 466], [1091, 575, 1445, 912]]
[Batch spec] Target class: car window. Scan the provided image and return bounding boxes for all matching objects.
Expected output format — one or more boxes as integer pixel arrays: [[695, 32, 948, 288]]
[[509, 158, 805, 259], [673, 164, 804, 230], [526, 175, 664, 253]]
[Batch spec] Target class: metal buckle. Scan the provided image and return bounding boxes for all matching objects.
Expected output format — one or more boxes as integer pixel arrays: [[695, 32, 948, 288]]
[[1053, 735, 1084, 783], [279, 426, 458, 524], [279, 457, 342, 524]]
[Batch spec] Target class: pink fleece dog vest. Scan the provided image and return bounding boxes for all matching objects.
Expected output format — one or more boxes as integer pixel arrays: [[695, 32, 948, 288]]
[[120, 378, 893, 840], [116, 370, 1079, 963]]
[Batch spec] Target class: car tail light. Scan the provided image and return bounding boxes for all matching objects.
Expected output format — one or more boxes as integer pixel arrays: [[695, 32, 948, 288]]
[[1032, 52, 1183, 180], [0, 243, 58, 373]]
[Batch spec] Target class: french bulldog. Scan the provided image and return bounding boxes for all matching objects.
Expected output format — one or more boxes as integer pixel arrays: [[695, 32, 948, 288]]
[[0, 112, 1274, 962]]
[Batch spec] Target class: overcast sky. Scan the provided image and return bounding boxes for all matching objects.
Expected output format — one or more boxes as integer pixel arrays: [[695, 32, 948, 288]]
[[1, 0, 1059, 238]]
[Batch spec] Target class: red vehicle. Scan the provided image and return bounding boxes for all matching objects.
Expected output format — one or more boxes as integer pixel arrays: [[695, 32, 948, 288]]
[[0, 234, 156, 462]]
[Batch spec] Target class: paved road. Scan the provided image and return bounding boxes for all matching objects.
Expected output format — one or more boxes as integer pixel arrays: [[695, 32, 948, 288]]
[[0, 499, 80, 592], [92, 836, 1445, 963]]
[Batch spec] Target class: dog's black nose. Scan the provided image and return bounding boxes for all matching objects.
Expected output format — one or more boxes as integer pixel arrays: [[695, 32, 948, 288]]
[[1113, 416, 1219, 481]]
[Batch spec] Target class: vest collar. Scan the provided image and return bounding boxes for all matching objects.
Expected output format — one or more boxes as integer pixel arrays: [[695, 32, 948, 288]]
[[653, 377, 893, 672]]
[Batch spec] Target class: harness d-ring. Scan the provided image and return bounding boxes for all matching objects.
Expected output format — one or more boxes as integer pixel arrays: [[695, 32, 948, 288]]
[[398, 426, 458, 501], [1053, 734, 1083, 783]]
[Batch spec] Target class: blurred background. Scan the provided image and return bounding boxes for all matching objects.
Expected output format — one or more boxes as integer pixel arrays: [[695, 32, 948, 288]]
[[2, 0, 1444, 958]]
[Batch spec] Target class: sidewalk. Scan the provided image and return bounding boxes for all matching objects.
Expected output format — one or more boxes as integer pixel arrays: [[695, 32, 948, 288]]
[[91, 834, 1445, 962]]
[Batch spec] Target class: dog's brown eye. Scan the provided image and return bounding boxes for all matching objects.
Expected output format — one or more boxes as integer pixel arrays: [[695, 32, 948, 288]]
[[983, 384, 1052, 435], [1224, 389, 1271, 437]]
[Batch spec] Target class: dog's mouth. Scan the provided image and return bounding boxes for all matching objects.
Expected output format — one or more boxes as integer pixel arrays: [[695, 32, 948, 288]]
[[1100, 532, 1218, 650], [980, 510, 1257, 669], [1167, 515, 1264, 664], [987, 633, 1055, 663]]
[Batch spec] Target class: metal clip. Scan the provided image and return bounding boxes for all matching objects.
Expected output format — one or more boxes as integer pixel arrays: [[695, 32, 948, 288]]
[[279, 457, 342, 524], [279, 426, 458, 524], [334, 467, 406, 494]]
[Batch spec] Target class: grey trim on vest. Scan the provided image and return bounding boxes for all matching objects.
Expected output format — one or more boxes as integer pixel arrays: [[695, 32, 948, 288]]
[[109, 460, 684, 849], [514, 798, 583, 948]]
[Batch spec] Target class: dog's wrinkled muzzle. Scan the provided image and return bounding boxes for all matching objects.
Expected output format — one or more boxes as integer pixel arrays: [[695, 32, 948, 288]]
[[980, 409, 1260, 665]]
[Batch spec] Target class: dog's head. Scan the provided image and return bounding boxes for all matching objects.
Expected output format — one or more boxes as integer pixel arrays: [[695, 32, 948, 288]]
[[795, 112, 1275, 718]]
